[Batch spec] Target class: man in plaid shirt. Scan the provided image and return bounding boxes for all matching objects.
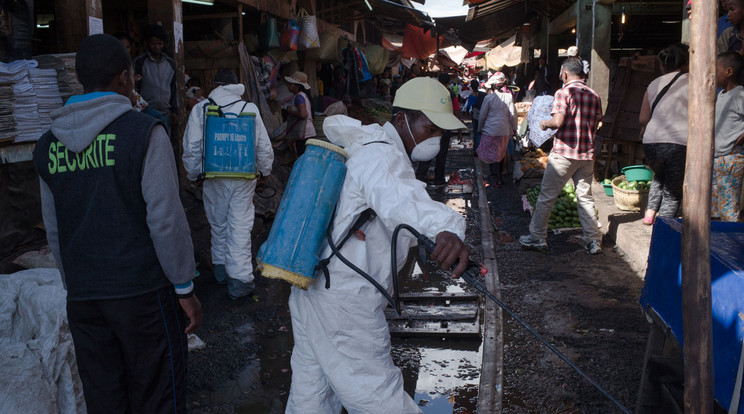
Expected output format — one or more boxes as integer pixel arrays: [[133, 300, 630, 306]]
[[520, 58, 604, 254]]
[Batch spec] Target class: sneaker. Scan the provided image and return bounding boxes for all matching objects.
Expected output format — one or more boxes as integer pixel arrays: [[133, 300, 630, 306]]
[[585, 240, 602, 255], [228, 278, 256, 300], [519, 234, 548, 251], [213, 264, 228, 285]]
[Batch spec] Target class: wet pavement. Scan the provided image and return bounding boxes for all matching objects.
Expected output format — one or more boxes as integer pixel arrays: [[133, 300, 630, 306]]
[[183, 131, 649, 413]]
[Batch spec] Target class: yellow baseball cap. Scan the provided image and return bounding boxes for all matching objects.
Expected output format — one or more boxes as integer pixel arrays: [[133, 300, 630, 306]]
[[393, 77, 467, 131]]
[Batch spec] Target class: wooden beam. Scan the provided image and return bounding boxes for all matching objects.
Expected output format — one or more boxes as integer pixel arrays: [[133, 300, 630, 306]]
[[238, 4, 244, 84], [577, 0, 592, 61], [55, 0, 103, 53], [589, 1, 611, 112], [183, 12, 240, 21], [548, 1, 576, 35], [612, 2, 680, 16], [682, 0, 716, 412], [236, 0, 295, 21], [316, 1, 355, 15]]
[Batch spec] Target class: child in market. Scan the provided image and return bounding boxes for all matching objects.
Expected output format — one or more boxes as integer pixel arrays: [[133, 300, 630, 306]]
[[718, 0, 744, 84], [712, 52, 744, 222]]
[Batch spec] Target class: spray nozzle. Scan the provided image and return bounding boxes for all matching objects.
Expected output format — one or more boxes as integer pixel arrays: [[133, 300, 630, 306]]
[[407, 227, 487, 292]]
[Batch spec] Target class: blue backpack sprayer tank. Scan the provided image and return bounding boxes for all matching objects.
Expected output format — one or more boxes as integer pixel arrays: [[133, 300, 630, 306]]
[[257, 138, 402, 313], [257, 139, 348, 289], [201, 100, 257, 179]]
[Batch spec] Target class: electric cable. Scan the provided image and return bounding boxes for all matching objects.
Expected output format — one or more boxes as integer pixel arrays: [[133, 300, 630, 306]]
[[392, 224, 632, 414]]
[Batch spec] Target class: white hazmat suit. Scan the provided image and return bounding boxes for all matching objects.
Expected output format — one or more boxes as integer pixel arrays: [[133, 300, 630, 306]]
[[183, 84, 274, 285], [286, 115, 466, 413]]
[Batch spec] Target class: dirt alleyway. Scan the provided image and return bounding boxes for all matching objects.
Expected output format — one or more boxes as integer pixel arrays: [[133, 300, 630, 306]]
[[483, 164, 648, 413]]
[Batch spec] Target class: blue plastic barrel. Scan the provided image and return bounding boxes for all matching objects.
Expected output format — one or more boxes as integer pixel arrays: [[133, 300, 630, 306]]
[[204, 110, 257, 179], [257, 139, 348, 289]]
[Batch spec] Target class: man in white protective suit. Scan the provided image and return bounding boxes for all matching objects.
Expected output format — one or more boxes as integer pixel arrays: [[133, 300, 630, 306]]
[[183, 70, 274, 299], [286, 77, 470, 413]]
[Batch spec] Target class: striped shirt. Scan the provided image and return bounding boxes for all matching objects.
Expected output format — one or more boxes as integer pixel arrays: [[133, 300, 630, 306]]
[[551, 80, 602, 160]]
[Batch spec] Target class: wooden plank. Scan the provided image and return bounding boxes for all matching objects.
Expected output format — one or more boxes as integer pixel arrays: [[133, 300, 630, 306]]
[[682, 0, 716, 412], [397, 292, 480, 300], [385, 302, 479, 321], [388, 319, 481, 338]]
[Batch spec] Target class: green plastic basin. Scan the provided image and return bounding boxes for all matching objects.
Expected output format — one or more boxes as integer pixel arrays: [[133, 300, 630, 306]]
[[602, 183, 614, 196], [621, 165, 654, 182]]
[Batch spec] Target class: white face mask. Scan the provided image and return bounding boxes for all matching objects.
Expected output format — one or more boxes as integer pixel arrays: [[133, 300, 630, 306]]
[[404, 113, 441, 162]]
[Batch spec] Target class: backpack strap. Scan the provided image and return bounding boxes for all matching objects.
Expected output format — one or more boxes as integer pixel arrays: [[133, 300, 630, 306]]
[[316, 208, 377, 289], [207, 98, 244, 116], [363, 140, 391, 146]]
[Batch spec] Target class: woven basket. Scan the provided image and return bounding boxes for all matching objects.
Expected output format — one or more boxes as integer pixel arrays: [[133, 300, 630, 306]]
[[612, 176, 648, 212]]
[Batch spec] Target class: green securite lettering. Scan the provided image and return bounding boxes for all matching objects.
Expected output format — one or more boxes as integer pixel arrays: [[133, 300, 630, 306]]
[[47, 134, 116, 174]]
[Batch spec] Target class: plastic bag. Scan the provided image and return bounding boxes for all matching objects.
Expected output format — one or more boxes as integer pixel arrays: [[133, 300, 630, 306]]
[[259, 15, 280, 50], [297, 9, 320, 49], [308, 32, 339, 62], [280, 19, 300, 51]]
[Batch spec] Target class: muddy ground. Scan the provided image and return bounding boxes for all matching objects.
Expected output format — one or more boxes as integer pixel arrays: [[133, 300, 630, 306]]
[[181, 133, 649, 413], [484, 164, 648, 412]]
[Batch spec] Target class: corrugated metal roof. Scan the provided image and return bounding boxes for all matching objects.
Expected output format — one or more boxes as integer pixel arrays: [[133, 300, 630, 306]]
[[467, 0, 575, 21], [316, 0, 433, 33], [436, 0, 574, 46]]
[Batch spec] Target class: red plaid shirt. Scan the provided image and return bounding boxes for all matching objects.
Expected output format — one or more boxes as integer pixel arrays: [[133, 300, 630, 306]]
[[551, 80, 603, 160]]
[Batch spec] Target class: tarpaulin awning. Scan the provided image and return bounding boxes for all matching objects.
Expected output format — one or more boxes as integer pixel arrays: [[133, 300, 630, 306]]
[[484, 34, 524, 70], [382, 34, 403, 51], [400, 24, 442, 60], [437, 46, 469, 67]]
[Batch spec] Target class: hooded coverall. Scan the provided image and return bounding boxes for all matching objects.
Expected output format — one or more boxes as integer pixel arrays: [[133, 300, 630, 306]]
[[183, 84, 274, 284], [286, 115, 466, 413]]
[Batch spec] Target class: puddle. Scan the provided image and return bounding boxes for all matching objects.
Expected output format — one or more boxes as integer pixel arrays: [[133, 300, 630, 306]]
[[391, 184, 488, 413], [393, 339, 482, 413]]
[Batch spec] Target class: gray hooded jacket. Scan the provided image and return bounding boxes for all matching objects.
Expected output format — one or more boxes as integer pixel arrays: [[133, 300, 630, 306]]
[[39, 94, 195, 289]]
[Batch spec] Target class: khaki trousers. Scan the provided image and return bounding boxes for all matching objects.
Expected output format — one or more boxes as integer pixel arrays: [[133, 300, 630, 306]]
[[529, 152, 601, 244]]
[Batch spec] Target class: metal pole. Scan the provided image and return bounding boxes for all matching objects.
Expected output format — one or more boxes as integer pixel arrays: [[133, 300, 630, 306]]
[[682, 0, 716, 411]]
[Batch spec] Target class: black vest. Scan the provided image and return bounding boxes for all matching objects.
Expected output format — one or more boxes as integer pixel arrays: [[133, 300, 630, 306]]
[[34, 110, 169, 300]]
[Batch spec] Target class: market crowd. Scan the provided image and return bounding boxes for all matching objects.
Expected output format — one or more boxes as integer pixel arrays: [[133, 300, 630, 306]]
[[30, 0, 744, 411]]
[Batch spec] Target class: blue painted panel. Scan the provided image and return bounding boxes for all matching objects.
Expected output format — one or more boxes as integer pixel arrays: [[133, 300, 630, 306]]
[[640, 218, 744, 410], [204, 112, 256, 177]]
